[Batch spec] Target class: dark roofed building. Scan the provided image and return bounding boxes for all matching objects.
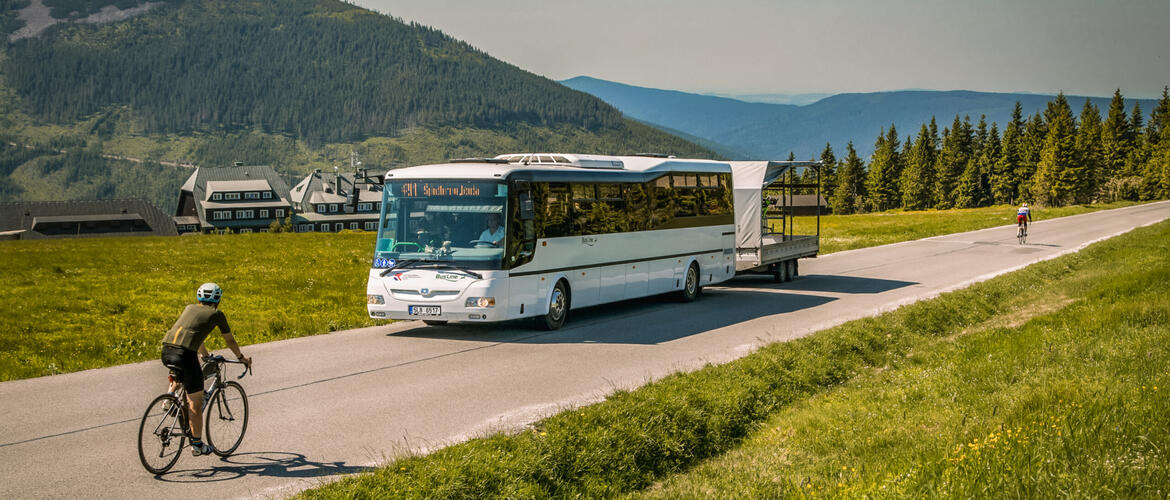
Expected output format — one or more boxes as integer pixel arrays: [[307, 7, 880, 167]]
[[289, 169, 384, 233], [0, 199, 178, 240], [174, 165, 294, 234]]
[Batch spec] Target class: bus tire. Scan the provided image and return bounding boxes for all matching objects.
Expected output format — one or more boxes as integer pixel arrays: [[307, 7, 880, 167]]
[[423, 320, 448, 326], [679, 262, 701, 302], [534, 280, 570, 331]]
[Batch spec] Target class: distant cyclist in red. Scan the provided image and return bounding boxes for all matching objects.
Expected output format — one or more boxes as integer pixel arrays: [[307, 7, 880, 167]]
[[161, 283, 252, 456], [1017, 202, 1033, 233]]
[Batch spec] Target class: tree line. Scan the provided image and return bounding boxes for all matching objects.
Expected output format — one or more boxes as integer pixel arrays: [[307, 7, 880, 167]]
[[809, 89, 1170, 213]]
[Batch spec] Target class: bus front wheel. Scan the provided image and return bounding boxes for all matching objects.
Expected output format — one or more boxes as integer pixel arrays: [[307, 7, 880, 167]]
[[535, 280, 570, 330]]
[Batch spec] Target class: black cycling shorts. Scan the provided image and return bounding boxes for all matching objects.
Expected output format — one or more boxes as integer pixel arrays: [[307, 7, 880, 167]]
[[161, 345, 204, 393]]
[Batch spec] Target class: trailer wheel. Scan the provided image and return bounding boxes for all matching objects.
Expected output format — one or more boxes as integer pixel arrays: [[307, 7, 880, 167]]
[[772, 262, 784, 283]]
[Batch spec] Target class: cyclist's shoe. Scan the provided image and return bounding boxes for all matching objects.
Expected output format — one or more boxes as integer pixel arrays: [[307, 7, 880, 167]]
[[190, 439, 213, 457]]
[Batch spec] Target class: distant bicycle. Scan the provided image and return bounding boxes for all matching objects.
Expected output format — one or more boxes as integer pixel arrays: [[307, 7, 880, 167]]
[[137, 355, 251, 474]]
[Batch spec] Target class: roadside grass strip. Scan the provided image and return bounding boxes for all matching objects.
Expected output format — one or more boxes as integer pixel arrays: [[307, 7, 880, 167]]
[[301, 219, 1170, 499], [792, 201, 1141, 254]]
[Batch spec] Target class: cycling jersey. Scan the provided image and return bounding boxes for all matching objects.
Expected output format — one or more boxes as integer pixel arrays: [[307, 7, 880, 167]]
[[1017, 207, 1031, 216], [162, 303, 230, 351]]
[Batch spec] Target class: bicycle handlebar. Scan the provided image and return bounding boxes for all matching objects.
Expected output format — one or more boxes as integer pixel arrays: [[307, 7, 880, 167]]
[[203, 354, 253, 379]]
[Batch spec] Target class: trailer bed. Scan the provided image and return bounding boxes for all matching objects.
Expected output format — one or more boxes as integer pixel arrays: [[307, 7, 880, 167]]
[[735, 234, 819, 272]]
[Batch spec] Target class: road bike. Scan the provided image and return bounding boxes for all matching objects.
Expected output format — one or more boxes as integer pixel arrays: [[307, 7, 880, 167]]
[[1017, 223, 1028, 245], [137, 355, 251, 475]]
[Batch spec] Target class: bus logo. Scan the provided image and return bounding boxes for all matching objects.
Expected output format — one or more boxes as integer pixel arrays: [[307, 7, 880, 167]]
[[420, 288, 431, 297]]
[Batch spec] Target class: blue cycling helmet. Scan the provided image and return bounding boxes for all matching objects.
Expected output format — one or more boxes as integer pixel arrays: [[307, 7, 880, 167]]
[[196, 282, 222, 304]]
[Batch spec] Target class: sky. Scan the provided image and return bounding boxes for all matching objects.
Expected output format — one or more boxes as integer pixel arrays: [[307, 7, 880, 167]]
[[350, 0, 1170, 99]]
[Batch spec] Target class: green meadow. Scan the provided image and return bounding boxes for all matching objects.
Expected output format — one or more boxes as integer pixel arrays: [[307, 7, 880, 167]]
[[301, 216, 1169, 499], [0, 201, 1146, 381], [0, 232, 377, 381]]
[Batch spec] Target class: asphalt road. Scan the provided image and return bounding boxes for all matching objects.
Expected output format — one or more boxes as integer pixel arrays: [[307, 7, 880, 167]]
[[2, 201, 1168, 499]]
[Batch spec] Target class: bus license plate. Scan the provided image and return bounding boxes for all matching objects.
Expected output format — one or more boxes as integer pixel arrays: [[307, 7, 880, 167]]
[[409, 306, 441, 316]]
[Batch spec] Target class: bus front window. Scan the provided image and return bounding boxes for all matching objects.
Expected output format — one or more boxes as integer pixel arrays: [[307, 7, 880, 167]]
[[375, 180, 508, 270]]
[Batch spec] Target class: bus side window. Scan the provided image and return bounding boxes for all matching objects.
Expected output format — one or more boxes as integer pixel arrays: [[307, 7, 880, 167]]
[[571, 183, 597, 235], [651, 177, 674, 229], [595, 183, 627, 234], [541, 183, 571, 238], [625, 182, 650, 231], [673, 174, 699, 218]]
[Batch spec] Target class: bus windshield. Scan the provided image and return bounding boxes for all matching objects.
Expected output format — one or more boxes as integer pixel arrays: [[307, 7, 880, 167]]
[[374, 180, 508, 270]]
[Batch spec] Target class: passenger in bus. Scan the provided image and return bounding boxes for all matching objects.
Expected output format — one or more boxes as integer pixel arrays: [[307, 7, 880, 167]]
[[477, 213, 505, 247], [416, 212, 452, 247]]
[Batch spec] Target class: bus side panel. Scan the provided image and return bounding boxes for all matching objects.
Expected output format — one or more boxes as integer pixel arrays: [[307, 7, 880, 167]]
[[568, 267, 601, 308], [626, 262, 648, 299], [509, 275, 540, 319], [649, 257, 677, 294], [600, 264, 626, 303]]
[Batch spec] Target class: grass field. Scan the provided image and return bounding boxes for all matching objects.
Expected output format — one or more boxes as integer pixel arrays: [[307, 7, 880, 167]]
[[0, 232, 378, 381], [0, 201, 1147, 381], [298, 219, 1169, 498]]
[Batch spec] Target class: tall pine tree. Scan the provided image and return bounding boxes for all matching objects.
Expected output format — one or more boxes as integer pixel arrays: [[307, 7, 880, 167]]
[[1075, 98, 1104, 202], [1033, 92, 1079, 206], [830, 142, 867, 215], [993, 103, 1025, 204], [866, 125, 901, 211], [1101, 89, 1134, 178], [933, 115, 972, 209], [819, 143, 838, 204], [901, 122, 936, 210]]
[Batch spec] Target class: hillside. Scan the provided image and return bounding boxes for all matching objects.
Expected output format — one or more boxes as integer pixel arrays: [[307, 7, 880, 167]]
[[0, 0, 716, 210], [562, 76, 1159, 159]]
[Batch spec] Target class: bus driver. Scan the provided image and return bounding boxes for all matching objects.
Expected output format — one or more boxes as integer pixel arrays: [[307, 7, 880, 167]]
[[478, 213, 505, 247]]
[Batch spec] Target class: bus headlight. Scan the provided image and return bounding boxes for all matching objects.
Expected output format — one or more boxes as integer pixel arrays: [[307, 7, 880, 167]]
[[367, 294, 385, 305], [465, 297, 495, 308]]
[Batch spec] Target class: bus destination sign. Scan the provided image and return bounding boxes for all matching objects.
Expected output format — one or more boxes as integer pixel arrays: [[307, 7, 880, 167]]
[[396, 181, 497, 198]]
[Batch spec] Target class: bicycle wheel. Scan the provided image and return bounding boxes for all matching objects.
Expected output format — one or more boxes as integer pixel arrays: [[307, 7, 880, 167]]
[[138, 394, 186, 474], [204, 381, 249, 456]]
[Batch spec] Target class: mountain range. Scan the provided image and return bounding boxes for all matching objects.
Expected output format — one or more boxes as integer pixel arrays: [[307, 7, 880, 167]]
[[0, 0, 715, 211], [561, 76, 1159, 160]]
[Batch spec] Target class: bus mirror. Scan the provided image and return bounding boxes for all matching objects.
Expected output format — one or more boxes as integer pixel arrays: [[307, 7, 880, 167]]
[[519, 192, 534, 220]]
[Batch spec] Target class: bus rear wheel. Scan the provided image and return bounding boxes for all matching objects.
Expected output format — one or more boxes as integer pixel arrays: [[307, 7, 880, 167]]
[[535, 280, 569, 330], [679, 263, 701, 302]]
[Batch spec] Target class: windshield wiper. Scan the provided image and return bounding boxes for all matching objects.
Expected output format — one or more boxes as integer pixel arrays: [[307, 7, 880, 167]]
[[379, 260, 483, 280]]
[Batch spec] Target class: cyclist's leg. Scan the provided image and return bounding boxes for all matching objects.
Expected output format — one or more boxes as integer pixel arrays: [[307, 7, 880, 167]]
[[187, 390, 205, 440]]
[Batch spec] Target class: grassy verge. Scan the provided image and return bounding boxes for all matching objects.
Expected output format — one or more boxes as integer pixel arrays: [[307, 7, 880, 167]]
[[790, 201, 1142, 254], [0, 232, 377, 380], [300, 220, 1170, 499]]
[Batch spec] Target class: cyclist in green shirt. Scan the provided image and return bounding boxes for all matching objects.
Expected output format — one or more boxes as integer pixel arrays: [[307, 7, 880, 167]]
[[161, 283, 252, 456]]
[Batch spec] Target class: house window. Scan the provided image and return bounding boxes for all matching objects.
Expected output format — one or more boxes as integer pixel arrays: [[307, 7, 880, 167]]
[[239, 228, 253, 234], [275, 209, 285, 218], [316, 205, 326, 214], [334, 223, 343, 232], [225, 193, 241, 201], [350, 222, 359, 230], [236, 210, 254, 219], [211, 193, 222, 201], [245, 192, 260, 200], [259, 209, 269, 218], [262, 192, 272, 199], [319, 223, 329, 232], [358, 203, 372, 211], [329, 204, 338, 213], [259, 228, 268, 233], [364, 221, 377, 231], [299, 224, 314, 232], [213, 211, 230, 220]]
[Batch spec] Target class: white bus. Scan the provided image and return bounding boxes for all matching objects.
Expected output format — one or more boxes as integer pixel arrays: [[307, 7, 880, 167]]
[[366, 153, 737, 330]]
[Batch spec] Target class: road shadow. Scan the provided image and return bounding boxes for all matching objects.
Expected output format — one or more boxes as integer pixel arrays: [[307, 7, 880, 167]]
[[391, 284, 839, 345], [154, 451, 373, 483], [728, 274, 917, 294]]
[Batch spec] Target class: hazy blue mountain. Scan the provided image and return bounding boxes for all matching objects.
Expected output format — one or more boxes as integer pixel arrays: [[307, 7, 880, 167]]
[[562, 76, 1158, 160]]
